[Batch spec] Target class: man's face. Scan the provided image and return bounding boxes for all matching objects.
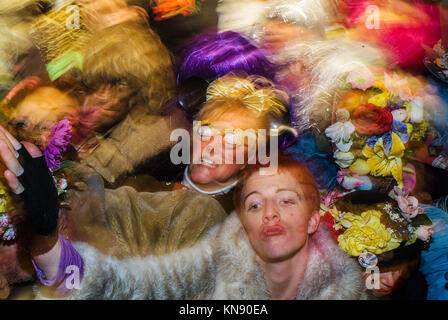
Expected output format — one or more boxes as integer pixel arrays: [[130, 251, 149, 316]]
[[189, 112, 260, 185], [82, 83, 134, 132], [241, 171, 319, 262]]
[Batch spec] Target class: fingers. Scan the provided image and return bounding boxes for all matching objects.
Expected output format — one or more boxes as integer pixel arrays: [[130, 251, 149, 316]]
[[0, 139, 22, 176], [0, 125, 21, 150], [4, 169, 24, 194], [21, 141, 43, 158]]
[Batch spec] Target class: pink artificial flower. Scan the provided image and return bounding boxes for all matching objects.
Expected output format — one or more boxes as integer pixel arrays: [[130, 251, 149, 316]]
[[346, 67, 374, 91], [43, 119, 72, 171], [394, 186, 424, 221], [337, 169, 365, 190], [322, 191, 344, 207], [416, 225, 433, 242]]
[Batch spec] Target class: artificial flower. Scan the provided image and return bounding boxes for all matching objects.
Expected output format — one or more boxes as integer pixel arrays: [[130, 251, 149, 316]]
[[43, 119, 72, 171], [337, 169, 365, 190], [391, 109, 408, 122], [416, 225, 434, 242], [337, 210, 401, 256], [366, 120, 409, 155], [349, 159, 371, 175], [368, 92, 390, 108], [0, 213, 15, 241], [53, 176, 68, 196], [409, 98, 424, 123], [351, 103, 393, 136], [325, 121, 355, 152], [334, 151, 355, 168], [394, 186, 424, 221], [356, 176, 373, 190], [362, 132, 405, 188], [384, 72, 413, 101], [322, 191, 344, 207], [346, 67, 374, 91], [339, 91, 365, 112], [321, 211, 345, 241], [0, 182, 12, 213]]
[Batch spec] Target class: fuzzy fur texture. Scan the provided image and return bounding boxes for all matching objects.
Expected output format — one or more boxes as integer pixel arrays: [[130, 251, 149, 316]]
[[267, 0, 339, 30], [272, 39, 385, 133], [35, 213, 369, 300], [82, 103, 190, 184]]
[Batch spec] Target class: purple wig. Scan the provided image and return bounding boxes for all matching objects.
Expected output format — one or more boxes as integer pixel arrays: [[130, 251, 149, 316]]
[[177, 31, 275, 83]]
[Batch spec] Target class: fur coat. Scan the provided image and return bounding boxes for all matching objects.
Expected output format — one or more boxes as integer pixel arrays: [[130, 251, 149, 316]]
[[58, 163, 227, 259], [82, 104, 191, 185], [36, 212, 370, 300]]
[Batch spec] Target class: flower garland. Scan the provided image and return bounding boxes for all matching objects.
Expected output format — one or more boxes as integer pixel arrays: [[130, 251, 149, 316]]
[[321, 194, 433, 259], [325, 67, 439, 192], [0, 181, 14, 242]]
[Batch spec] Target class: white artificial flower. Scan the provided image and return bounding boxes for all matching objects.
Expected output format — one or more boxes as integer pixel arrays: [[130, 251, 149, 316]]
[[334, 151, 355, 168], [325, 121, 355, 152], [409, 98, 424, 123], [391, 109, 408, 122]]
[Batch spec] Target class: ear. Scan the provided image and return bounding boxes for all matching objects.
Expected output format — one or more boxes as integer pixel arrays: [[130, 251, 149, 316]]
[[307, 210, 320, 235]]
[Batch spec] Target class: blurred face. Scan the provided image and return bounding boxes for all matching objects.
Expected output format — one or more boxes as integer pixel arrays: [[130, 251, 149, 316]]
[[263, 20, 321, 53], [82, 83, 134, 132], [189, 112, 259, 185], [11, 87, 78, 146], [241, 171, 320, 262]]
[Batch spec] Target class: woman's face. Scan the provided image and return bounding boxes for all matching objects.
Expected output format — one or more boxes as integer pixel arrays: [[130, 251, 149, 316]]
[[189, 113, 259, 185], [240, 171, 320, 262]]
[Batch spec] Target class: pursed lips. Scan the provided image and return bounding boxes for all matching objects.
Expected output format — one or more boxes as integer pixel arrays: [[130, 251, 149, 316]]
[[262, 224, 286, 239]]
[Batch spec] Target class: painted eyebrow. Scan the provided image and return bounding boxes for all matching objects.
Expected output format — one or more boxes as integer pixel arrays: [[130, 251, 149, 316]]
[[276, 188, 300, 196], [243, 191, 260, 204], [243, 188, 299, 204]]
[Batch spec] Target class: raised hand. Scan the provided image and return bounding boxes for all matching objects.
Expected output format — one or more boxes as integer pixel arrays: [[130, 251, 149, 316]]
[[0, 125, 59, 236]]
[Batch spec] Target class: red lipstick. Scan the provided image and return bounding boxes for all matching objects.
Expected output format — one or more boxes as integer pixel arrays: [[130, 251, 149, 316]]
[[262, 225, 285, 238]]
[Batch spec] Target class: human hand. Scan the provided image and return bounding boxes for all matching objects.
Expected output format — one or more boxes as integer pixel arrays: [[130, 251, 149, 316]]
[[0, 125, 59, 236]]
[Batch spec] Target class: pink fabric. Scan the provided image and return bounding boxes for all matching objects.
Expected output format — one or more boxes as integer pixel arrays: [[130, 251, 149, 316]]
[[342, 0, 441, 72]]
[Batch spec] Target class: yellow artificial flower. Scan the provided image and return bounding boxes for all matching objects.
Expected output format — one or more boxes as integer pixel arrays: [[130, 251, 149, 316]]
[[337, 210, 401, 256], [368, 92, 390, 108], [362, 132, 405, 188], [0, 181, 12, 213], [349, 159, 371, 175]]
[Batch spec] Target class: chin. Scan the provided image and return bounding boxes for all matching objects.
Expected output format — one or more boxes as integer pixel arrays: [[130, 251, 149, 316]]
[[260, 242, 301, 262], [190, 166, 215, 184]]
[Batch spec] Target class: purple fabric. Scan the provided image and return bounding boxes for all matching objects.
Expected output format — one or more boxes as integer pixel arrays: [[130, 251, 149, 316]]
[[177, 31, 276, 83], [32, 234, 84, 297]]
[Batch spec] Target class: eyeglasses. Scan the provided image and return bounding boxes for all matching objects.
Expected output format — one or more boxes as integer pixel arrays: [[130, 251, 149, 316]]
[[193, 121, 259, 148]]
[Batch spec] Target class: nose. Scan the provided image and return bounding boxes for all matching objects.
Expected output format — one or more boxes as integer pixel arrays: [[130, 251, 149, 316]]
[[201, 136, 221, 158], [263, 200, 280, 224]]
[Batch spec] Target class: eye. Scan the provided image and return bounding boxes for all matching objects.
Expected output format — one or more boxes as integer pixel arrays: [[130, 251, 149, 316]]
[[197, 126, 213, 141], [280, 198, 296, 206], [249, 203, 261, 211], [246, 198, 262, 212], [224, 132, 239, 145]]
